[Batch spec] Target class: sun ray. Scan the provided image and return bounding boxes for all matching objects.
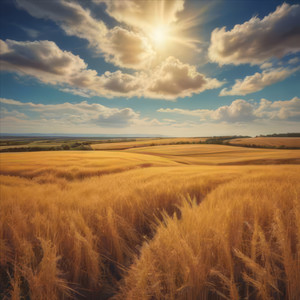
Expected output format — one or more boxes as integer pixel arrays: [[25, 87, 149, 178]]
[[136, 0, 206, 56]]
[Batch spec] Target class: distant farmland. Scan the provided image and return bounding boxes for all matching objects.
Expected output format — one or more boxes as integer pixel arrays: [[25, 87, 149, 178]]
[[228, 137, 300, 148], [2, 136, 300, 153], [91, 137, 207, 150], [0, 137, 207, 152], [125, 144, 300, 165]]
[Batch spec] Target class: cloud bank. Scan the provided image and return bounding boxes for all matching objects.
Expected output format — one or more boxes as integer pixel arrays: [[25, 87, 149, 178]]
[[1, 97, 299, 136], [158, 97, 300, 123], [0, 39, 222, 100], [0, 98, 140, 127]]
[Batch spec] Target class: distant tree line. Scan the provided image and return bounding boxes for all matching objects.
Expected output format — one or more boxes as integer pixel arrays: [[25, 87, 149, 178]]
[[256, 133, 300, 137], [203, 136, 251, 145], [0, 140, 29, 146], [225, 143, 300, 150], [0, 143, 92, 153]]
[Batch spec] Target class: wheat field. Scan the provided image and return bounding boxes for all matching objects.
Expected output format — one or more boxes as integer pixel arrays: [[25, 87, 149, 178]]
[[228, 137, 300, 148], [1, 146, 300, 299]]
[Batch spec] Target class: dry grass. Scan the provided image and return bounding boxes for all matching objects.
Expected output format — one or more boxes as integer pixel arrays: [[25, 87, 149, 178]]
[[91, 137, 206, 150], [229, 137, 300, 148], [0, 146, 300, 299]]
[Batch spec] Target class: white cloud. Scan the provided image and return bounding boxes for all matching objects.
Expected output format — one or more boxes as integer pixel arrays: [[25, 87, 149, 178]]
[[14, 0, 158, 70], [0, 39, 12, 55], [157, 107, 211, 119], [162, 119, 177, 123], [59, 88, 94, 98], [255, 97, 300, 121], [21, 27, 39, 38], [260, 62, 273, 69], [14, 0, 204, 70], [209, 3, 300, 66], [220, 67, 300, 96], [101, 27, 156, 69], [0, 107, 28, 119], [0, 39, 94, 85], [0, 39, 222, 100], [97, 0, 202, 61], [0, 39, 143, 97], [288, 57, 300, 65], [0, 98, 180, 134], [1, 97, 299, 136], [92, 108, 141, 127], [158, 97, 300, 123], [145, 57, 224, 100], [100, 71, 143, 96], [0, 98, 141, 128], [98, 0, 184, 31], [15, 0, 107, 49], [212, 100, 256, 122]]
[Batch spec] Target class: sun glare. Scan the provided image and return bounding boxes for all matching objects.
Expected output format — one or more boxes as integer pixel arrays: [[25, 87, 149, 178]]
[[152, 25, 168, 46], [142, 1, 203, 53]]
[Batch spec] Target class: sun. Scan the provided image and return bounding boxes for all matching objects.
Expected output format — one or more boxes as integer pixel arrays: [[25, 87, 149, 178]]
[[151, 25, 169, 46], [142, 2, 201, 54]]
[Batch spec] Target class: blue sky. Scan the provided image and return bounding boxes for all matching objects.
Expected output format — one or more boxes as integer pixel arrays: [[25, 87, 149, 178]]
[[0, 0, 299, 136]]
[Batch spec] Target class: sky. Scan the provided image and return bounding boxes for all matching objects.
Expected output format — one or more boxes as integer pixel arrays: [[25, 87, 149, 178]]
[[0, 0, 300, 137]]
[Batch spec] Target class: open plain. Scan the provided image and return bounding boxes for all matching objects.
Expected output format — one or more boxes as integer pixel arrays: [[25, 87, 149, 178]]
[[1, 143, 300, 299]]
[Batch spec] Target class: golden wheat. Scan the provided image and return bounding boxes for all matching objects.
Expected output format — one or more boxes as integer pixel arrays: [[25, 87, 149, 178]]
[[0, 148, 299, 299], [117, 167, 300, 300]]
